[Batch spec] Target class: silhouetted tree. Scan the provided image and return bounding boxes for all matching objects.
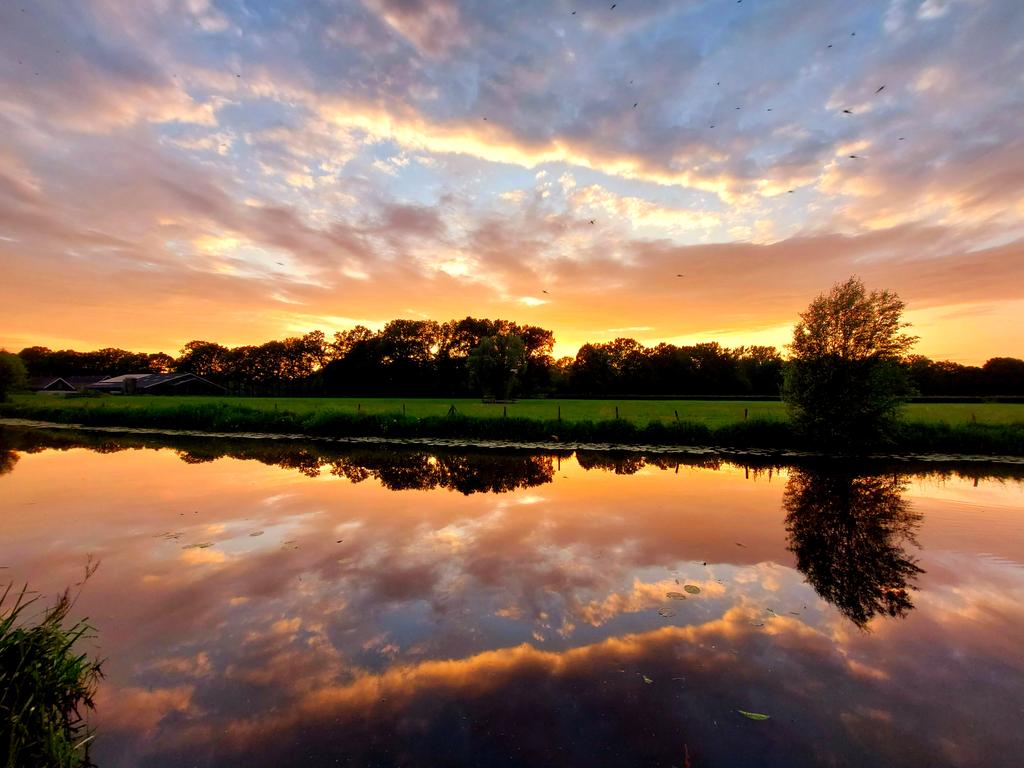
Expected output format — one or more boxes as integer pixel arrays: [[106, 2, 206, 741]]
[[570, 344, 615, 395], [176, 341, 230, 380], [784, 277, 917, 447], [468, 334, 528, 400], [0, 351, 28, 401], [982, 357, 1024, 395], [784, 468, 924, 629], [736, 345, 784, 394]]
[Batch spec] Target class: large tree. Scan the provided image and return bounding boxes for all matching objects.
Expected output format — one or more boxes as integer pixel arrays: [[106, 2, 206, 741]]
[[468, 333, 527, 400], [783, 277, 917, 447], [0, 351, 28, 402]]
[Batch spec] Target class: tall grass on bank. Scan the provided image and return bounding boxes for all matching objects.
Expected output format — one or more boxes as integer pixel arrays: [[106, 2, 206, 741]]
[[1, 570, 103, 768], [2, 398, 1023, 455]]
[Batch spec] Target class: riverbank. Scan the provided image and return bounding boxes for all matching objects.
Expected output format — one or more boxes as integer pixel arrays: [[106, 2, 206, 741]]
[[2, 396, 1023, 455], [6, 394, 1024, 426]]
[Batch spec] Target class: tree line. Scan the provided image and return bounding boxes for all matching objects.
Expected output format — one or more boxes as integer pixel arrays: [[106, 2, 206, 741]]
[[9, 315, 1024, 398]]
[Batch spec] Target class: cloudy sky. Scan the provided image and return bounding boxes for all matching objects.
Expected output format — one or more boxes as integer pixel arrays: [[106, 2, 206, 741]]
[[1, 0, 1022, 362]]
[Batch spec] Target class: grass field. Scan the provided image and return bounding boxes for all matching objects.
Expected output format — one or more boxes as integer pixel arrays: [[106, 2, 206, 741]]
[[6, 394, 1023, 427]]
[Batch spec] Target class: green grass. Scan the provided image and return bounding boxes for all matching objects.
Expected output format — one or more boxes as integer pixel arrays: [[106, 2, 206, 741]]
[[3, 394, 1023, 454], [7, 394, 1023, 427], [0, 574, 103, 768]]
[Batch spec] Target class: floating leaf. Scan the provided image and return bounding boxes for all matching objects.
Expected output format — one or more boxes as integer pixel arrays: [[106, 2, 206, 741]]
[[737, 710, 770, 720], [666, 591, 688, 601], [642, 675, 653, 684], [657, 607, 677, 618], [183, 542, 213, 549], [683, 585, 701, 595]]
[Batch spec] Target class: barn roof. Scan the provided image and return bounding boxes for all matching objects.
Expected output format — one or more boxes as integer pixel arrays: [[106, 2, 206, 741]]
[[88, 372, 226, 392], [28, 376, 73, 390]]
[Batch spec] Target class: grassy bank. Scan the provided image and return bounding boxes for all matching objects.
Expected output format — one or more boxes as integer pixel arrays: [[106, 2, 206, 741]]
[[0, 582, 103, 768], [6, 394, 1024, 426], [2, 394, 1023, 454]]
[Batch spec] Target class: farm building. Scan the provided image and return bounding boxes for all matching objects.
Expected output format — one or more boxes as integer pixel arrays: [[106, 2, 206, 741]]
[[28, 376, 77, 392], [86, 373, 226, 395]]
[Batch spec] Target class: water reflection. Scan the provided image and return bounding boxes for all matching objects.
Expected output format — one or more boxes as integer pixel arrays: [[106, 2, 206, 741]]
[[2, 426, 1024, 766], [784, 469, 924, 629], [2, 427, 555, 494], [0, 447, 16, 476]]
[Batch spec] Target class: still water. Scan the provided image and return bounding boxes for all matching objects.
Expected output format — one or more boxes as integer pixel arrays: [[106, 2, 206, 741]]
[[2, 426, 1023, 767]]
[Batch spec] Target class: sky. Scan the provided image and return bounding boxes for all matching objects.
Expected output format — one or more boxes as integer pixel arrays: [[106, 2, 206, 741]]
[[0, 0, 1022, 363]]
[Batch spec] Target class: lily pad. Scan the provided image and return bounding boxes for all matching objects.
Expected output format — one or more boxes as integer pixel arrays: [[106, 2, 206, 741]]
[[657, 607, 677, 617], [666, 591, 688, 601], [683, 584, 701, 595], [737, 710, 770, 720]]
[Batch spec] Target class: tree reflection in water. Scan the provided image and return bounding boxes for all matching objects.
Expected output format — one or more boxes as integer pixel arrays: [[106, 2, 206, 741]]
[[783, 468, 924, 629], [0, 447, 17, 476]]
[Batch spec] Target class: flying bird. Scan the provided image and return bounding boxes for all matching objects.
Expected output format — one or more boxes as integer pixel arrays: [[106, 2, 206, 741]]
[[898, 137, 906, 141], [542, 290, 549, 294], [875, 85, 886, 94], [850, 31, 856, 36], [610, 3, 616, 8], [633, 102, 638, 108], [842, 109, 853, 114], [827, 43, 833, 48], [676, 274, 685, 278], [787, 189, 794, 193], [589, 219, 595, 224], [849, 154, 861, 159]]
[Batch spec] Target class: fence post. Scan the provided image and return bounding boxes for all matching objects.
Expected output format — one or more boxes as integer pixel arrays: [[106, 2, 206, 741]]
[[674, 409, 679, 422], [503, 405, 507, 417], [357, 403, 361, 413], [558, 405, 561, 422], [615, 405, 619, 420], [403, 403, 406, 416], [744, 408, 748, 421]]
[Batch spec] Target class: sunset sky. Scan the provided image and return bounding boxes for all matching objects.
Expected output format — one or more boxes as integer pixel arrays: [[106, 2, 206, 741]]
[[1, 0, 1022, 363]]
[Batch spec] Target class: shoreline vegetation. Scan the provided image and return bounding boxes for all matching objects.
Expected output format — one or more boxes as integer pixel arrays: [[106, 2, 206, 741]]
[[2, 395, 1022, 456], [0, 572, 103, 768]]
